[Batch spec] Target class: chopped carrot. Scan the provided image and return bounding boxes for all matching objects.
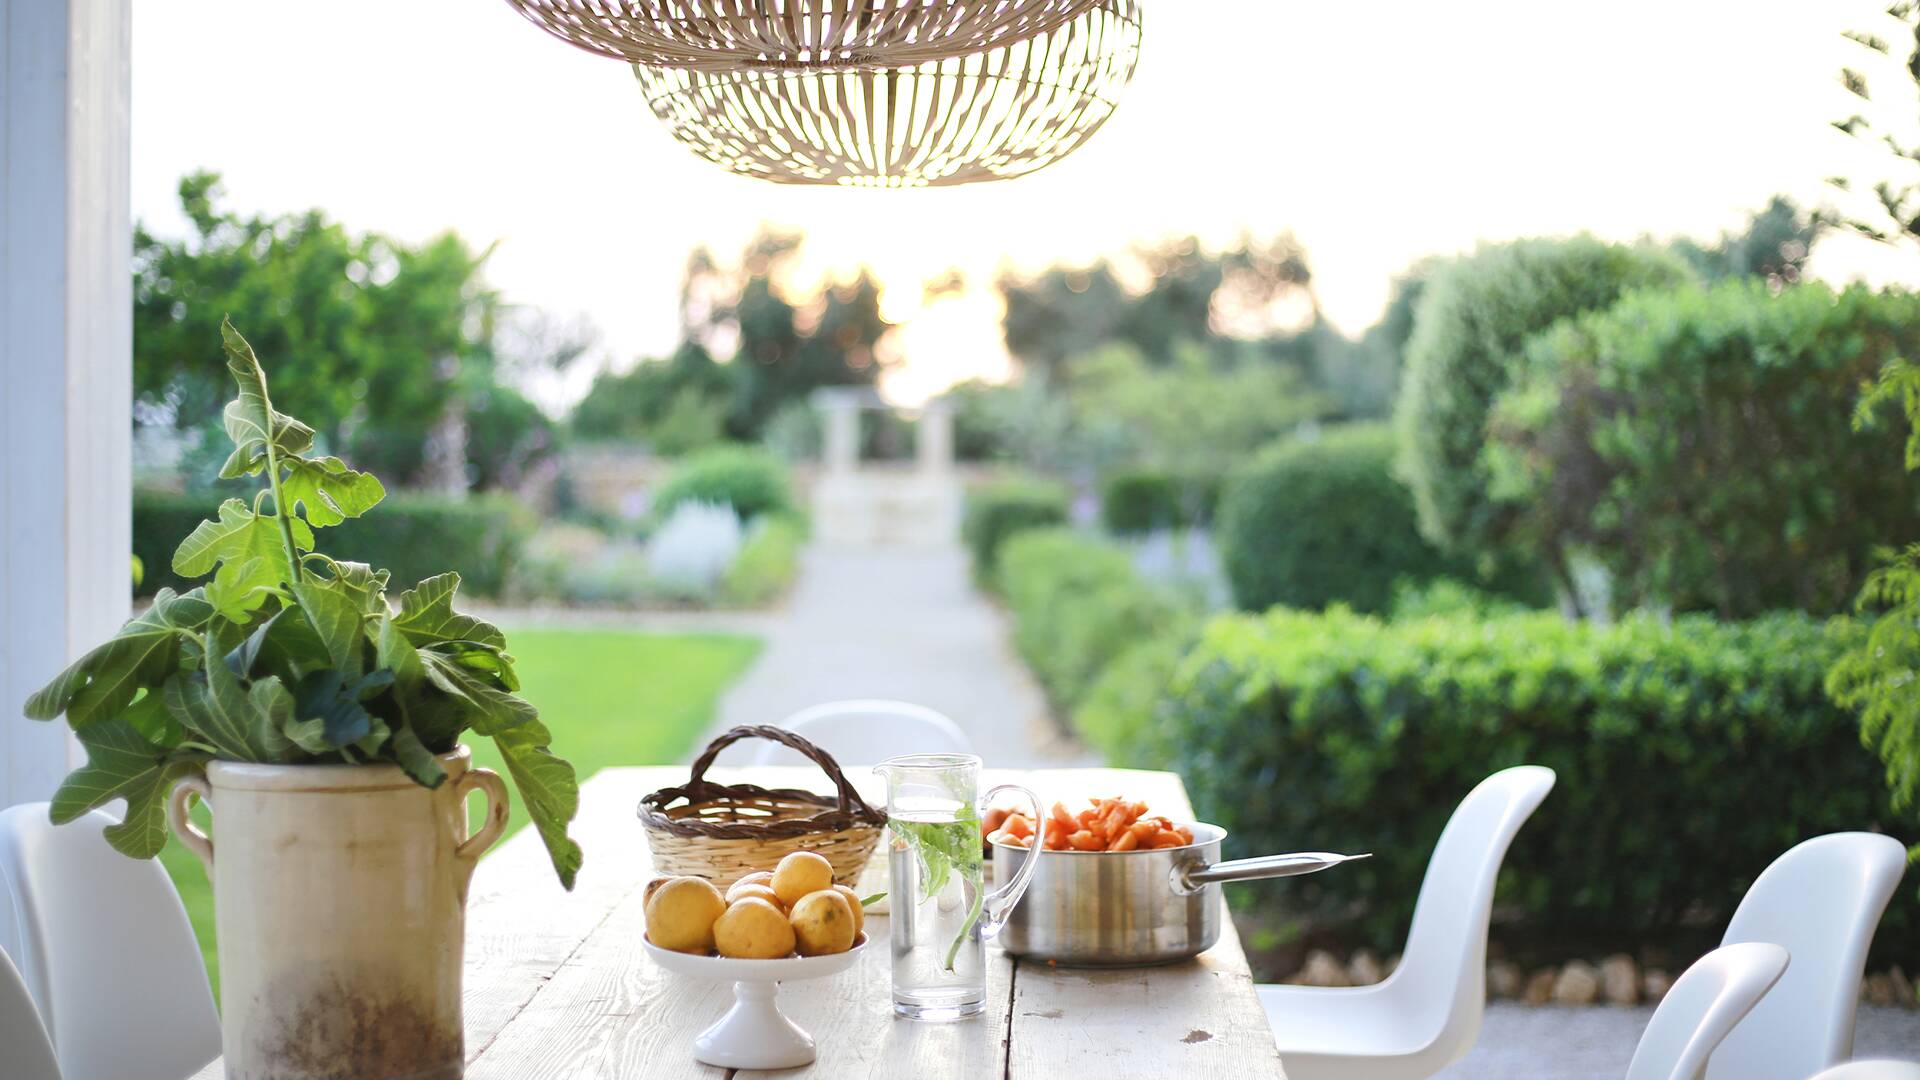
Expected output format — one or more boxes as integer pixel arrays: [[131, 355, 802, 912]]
[[1050, 802, 1077, 829], [982, 807, 1009, 836], [1068, 830, 1103, 851], [1003, 813, 1033, 839], [1151, 830, 1187, 848], [1108, 830, 1140, 852], [1128, 820, 1159, 841], [1001, 834, 1030, 849]]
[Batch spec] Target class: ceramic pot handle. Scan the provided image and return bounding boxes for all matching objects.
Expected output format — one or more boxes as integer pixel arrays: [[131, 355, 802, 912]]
[[453, 766, 510, 876], [167, 772, 215, 873]]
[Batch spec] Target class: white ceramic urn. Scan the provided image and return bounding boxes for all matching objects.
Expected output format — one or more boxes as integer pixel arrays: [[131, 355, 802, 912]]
[[168, 746, 508, 1080]]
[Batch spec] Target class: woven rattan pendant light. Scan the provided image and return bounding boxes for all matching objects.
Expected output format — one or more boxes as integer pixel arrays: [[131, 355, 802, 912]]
[[505, 1, 1106, 71], [632, 0, 1141, 187]]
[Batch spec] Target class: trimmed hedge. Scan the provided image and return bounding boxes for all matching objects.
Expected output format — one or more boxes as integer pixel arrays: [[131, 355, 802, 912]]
[[1218, 424, 1540, 614], [1160, 607, 1916, 962], [963, 477, 1069, 583], [1490, 280, 1920, 618], [135, 489, 534, 597], [1100, 470, 1219, 535], [653, 445, 794, 522], [997, 529, 1188, 717]]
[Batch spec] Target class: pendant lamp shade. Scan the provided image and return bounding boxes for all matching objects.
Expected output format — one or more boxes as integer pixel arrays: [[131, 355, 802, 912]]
[[632, 0, 1141, 187], [504, 0, 1106, 71]]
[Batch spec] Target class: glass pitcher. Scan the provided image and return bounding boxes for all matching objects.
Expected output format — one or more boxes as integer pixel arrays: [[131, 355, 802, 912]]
[[873, 754, 1042, 1020]]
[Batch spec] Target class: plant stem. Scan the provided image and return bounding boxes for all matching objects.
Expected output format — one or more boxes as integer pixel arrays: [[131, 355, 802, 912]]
[[251, 369, 304, 586]]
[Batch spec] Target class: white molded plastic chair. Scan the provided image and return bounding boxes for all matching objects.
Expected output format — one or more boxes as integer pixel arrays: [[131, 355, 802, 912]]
[[1706, 833, 1907, 1080], [1625, 942, 1789, 1080], [745, 699, 973, 766], [0, 804, 220, 1080], [1258, 765, 1556, 1080], [1808, 1064, 1920, 1080], [0, 942, 61, 1080]]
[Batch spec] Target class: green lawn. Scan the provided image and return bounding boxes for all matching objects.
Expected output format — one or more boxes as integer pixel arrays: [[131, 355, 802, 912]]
[[159, 627, 761, 996]]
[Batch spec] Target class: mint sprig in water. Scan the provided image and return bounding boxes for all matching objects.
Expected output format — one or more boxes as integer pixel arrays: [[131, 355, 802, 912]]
[[888, 806, 984, 972]]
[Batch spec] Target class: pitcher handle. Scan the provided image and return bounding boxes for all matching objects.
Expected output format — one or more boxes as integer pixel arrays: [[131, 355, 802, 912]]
[[167, 771, 215, 874], [453, 766, 510, 877], [979, 783, 1043, 941]]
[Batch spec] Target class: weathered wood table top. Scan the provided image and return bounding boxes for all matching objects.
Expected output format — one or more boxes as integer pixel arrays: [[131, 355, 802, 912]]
[[194, 766, 1286, 1079]]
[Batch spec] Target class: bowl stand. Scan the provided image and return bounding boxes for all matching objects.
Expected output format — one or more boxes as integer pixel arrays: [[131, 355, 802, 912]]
[[693, 979, 817, 1070]]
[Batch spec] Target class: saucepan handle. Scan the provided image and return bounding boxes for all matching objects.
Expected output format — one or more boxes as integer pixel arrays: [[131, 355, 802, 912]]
[[1171, 851, 1370, 895]]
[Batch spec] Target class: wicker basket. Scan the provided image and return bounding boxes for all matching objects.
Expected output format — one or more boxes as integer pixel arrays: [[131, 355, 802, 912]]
[[638, 725, 887, 888]]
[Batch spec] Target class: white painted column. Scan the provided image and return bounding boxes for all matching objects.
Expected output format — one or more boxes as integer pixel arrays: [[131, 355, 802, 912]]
[[2, 0, 133, 807], [916, 402, 953, 475], [821, 397, 861, 475]]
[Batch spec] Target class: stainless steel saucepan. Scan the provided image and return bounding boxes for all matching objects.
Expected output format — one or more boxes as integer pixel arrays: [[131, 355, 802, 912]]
[[992, 822, 1368, 966]]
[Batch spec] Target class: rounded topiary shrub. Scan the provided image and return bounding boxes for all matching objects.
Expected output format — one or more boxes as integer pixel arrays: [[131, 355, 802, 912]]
[[652, 445, 794, 522], [962, 477, 1069, 583], [1220, 424, 1482, 614], [1393, 236, 1692, 555]]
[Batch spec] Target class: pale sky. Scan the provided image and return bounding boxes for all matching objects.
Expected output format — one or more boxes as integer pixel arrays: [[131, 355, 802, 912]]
[[133, 1, 1920, 407]]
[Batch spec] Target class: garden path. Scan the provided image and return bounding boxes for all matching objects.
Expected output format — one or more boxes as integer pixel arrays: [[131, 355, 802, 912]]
[[698, 542, 1093, 768]]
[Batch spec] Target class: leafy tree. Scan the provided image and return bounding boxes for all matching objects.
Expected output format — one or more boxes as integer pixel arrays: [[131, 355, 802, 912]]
[[1669, 195, 1822, 287], [135, 172, 552, 489], [571, 342, 732, 452], [996, 234, 1315, 386], [1392, 236, 1692, 597], [679, 229, 892, 439], [1830, 350, 1920, 859], [1831, 4, 1920, 246], [1068, 343, 1327, 478]]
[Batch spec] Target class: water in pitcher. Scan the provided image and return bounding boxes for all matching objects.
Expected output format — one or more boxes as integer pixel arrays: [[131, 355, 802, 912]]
[[874, 753, 1043, 1022], [888, 798, 989, 1019]]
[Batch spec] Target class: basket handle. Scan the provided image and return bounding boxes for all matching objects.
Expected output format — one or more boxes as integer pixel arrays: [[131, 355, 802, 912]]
[[685, 724, 883, 822]]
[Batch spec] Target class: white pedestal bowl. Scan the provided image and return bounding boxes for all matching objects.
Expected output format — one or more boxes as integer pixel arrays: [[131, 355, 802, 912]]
[[644, 933, 867, 1070]]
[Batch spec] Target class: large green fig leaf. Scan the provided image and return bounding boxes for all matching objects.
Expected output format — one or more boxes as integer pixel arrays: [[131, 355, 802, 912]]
[[293, 577, 368, 681], [172, 499, 313, 581], [162, 636, 271, 762], [420, 651, 534, 734], [389, 724, 448, 788], [203, 556, 277, 622], [393, 573, 505, 650], [287, 668, 395, 751], [218, 319, 315, 479], [24, 588, 216, 727], [50, 716, 203, 859], [280, 455, 386, 528], [492, 718, 582, 890]]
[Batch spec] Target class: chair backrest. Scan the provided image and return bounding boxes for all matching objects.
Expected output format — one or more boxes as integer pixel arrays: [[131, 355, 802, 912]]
[[744, 700, 974, 766], [0, 804, 220, 1080], [1626, 942, 1790, 1080], [1808, 1063, 1920, 1080], [1378, 765, 1556, 1065], [0, 940, 61, 1080], [1706, 832, 1907, 1080]]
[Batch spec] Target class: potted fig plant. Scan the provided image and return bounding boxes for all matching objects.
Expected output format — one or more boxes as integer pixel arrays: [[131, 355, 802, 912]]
[[23, 320, 582, 1080]]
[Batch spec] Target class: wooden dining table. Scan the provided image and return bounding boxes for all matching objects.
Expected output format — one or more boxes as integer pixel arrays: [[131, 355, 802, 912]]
[[192, 765, 1288, 1079]]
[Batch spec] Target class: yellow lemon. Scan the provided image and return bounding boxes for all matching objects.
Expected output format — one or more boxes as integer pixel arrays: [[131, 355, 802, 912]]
[[646, 876, 726, 955], [714, 897, 797, 959], [831, 884, 866, 937], [790, 889, 857, 956], [772, 851, 834, 906]]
